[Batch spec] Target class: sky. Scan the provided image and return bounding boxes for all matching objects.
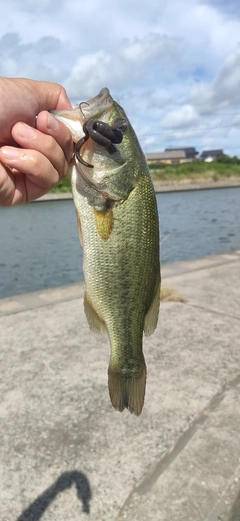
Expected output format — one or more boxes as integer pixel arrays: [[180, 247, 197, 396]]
[[1, 0, 240, 156]]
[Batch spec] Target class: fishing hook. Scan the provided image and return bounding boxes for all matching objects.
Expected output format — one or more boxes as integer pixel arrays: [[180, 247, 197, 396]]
[[75, 118, 128, 168], [79, 101, 89, 118]]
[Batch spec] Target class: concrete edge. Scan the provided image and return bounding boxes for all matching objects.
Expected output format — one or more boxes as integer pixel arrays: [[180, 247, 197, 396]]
[[33, 180, 240, 202], [162, 250, 240, 280], [0, 251, 239, 317], [153, 179, 240, 193], [0, 282, 84, 317]]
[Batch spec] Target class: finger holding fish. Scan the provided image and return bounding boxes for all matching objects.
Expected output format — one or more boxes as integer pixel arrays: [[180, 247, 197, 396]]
[[0, 118, 72, 204], [36, 110, 74, 166]]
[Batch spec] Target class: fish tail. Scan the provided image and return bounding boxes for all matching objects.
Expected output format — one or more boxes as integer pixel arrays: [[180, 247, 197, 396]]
[[108, 360, 146, 416]]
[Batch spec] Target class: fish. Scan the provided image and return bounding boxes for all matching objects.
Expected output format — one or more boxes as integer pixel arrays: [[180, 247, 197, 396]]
[[52, 88, 161, 416]]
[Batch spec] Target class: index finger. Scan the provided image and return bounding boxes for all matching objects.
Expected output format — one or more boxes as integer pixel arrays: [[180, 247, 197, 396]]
[[36, 111, 74, 165]]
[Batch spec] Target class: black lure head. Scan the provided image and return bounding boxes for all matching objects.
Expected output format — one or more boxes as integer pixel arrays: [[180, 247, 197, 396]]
[[75, 118, 128, 168]]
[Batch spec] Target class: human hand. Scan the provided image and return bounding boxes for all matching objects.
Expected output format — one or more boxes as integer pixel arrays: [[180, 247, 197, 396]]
[[0, 78, 74, 205]]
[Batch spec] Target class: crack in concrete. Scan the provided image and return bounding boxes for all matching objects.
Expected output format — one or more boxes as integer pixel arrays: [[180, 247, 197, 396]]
[[185, 302, 240, 322], [204, 463, 240, 521], [116, 373, 240, 519]]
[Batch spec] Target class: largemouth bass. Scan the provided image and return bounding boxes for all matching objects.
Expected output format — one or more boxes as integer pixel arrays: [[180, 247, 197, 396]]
[[52, 88, 160, 416]]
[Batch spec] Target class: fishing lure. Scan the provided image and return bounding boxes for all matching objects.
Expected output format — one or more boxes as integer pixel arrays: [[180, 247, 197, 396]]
[[75, 118, 128, 168]]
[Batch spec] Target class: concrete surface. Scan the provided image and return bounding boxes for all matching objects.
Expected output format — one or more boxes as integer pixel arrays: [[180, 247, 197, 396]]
[[35, 178, 240, 202], [0, 251, 240, 521]]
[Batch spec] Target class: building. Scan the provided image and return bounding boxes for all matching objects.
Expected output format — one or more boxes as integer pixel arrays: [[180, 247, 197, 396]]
[[145, 147, 198, 165], [199, 149, 224, 162], [165, 147, 198, 160]]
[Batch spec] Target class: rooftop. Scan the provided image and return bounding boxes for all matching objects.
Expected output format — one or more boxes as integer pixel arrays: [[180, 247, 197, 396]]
[[200, 149, 224, 158], [145, 150, 186, 161], [165, 147, 198, 158]]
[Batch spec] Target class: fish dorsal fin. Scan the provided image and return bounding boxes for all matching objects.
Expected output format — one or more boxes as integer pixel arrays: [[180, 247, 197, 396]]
[[94, 208, 114, 242], [144, 276, 161, 336], [84, 291, 107, 335]]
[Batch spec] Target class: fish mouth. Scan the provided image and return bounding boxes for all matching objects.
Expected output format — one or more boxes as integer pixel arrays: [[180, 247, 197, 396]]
[[51, 88, 115, 144], [79, 88, 114, 123]]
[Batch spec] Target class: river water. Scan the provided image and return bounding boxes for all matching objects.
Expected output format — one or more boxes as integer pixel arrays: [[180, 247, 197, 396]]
[[0, 187, 239, 299]]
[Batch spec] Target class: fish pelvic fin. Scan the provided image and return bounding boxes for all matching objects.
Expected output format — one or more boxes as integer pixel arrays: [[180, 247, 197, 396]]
[[94, 207, 114, 242], [108, 360, 146, 416], [84, 291, 107, 335], [144, 275, 161, 336]]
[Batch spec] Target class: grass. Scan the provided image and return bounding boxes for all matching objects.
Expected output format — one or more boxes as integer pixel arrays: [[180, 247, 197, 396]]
[[149, 160, 240, 183], [160, 287, 186, 303], [51, 173, 72, 193]]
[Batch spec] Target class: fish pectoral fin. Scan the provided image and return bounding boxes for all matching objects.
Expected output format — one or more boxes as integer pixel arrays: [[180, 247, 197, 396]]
[[94, 208, 114, 242], [75, 210, 83, 245], [84, 292, 107, 336], [144, 275, 161, 336]]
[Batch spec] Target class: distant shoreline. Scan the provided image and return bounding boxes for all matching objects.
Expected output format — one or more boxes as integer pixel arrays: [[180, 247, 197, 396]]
[[152, 178, 240, 193], [35, 178, 240, 202]]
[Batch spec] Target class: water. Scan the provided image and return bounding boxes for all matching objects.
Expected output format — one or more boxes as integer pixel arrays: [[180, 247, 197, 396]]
[[0, 201, 82, 298], [0, 187, 239, 299], [157, 187, 240, 264]]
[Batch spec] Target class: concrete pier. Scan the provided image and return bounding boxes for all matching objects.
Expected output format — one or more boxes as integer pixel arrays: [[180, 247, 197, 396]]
[[0, 251, 240, 520], [34, 178, 240, 202]]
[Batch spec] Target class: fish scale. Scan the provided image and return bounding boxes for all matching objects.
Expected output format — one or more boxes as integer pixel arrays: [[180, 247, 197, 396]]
[[52, 88, 160, 416]]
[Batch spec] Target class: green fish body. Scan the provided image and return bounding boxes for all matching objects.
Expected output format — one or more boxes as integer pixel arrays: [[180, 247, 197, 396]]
[[53, 88, 160, 415]]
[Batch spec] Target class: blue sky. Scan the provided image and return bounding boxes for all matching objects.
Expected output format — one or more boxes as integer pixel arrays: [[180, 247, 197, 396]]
[[1, 0, 240, 155]]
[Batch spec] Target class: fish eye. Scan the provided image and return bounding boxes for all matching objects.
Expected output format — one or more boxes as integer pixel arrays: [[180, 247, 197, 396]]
[[113, 119, 128, 133]]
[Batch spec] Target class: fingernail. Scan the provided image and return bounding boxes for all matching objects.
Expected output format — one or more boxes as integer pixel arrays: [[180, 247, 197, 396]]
[[1, 147, 20, 160], [17, 122, 36, 139], [47, 113, 59, 131]]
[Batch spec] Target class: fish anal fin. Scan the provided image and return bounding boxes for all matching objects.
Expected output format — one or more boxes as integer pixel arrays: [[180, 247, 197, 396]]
[[108, 361, 146, 416], [144, 276, 161, 336], [94, 208, 114, 242], [84, 292, 107, 335]]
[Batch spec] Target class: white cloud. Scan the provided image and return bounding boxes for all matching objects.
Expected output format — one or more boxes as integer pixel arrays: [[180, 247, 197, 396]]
[[214, 48, 240, 105], [64, 32, 183, 99], [0, 0, 240, 155], [160, 105, 199, 129], [0, 31, 71, 82], [190, 47, 240, 113]]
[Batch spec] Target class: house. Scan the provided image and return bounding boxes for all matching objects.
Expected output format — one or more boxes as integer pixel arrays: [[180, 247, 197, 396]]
[[200, 149, 224, 162], [145, 150, 186, 164], [165, 147, 198, 160], [145, 147, 198, 165]]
